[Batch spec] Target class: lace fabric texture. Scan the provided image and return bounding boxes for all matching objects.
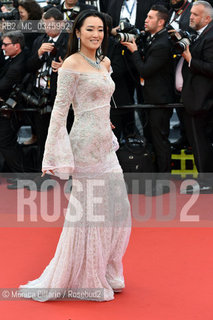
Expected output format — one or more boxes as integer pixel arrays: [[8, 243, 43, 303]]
[[42, 68, 119, 179], [19, 68, 131, 302]]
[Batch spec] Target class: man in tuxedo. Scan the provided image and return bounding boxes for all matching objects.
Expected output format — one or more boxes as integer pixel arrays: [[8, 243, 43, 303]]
[[104, 0, 168, 142], [106, 0, 169, 30], [168, 0, 195, 149], [0, 31, 26, 174], [181, 1, 213, 193], [122, 5, 175, 175], [27, 8, 71, 171], [56, 0, 96, 20]]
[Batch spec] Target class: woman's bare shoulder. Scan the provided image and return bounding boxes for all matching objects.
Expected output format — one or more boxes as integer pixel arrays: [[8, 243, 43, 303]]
[[62, 54, 82, 70], [101, 56, 111, 72]]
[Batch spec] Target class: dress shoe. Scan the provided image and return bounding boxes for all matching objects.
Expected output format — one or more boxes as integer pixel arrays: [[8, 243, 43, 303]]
[[180, 183, 212, 194]]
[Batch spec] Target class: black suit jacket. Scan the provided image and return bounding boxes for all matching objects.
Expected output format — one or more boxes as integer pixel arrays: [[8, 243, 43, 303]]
[[56, 1, 96, 18], [105, 0, 169, 29], [168, 1, 193, 32], [0, 51, 26, 100], [26, 32, 69, 104], [182, 21, 213, 115], [131, 28, 175, 104], [78, 0, 107, 11]]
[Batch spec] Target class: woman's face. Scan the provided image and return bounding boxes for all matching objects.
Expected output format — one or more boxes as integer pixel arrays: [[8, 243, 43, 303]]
[[76, 16, 104, 52], [18, 6, 29, 21]]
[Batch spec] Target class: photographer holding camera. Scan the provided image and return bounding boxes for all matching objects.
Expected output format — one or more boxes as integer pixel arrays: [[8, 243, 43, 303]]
[[0, 31, 26, 174], [167, 0, 195, 149], [104, 0, 168, 142], [0, 0, 20, 20], [180, 1, 213, 193], [6, 8, 70, 190], [121, 5, 175, 175]]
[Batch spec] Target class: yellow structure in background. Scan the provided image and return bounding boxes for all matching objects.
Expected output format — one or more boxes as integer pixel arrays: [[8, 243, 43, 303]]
[[171, 149, 198, 178]]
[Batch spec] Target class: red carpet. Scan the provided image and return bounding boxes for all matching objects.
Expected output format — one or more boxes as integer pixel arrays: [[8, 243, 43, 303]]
[[1, 178, 213, 320]]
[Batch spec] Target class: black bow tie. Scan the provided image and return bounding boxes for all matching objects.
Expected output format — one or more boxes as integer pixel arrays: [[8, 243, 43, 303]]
[[62, 8, 73, 12]]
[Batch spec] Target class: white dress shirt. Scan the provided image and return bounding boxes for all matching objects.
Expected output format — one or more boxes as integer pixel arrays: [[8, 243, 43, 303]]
[[120, 0, 137, 25]]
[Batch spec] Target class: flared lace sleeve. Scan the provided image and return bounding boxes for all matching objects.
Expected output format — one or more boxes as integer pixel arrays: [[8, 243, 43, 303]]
[[42, 68, 80, 179]]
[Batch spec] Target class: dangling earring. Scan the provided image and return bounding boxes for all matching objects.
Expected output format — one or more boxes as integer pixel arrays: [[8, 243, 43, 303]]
[[77, 37, 81, 51]]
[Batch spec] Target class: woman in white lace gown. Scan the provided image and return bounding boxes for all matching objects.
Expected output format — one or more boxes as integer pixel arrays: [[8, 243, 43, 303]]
[[19, 10, 131, 302]]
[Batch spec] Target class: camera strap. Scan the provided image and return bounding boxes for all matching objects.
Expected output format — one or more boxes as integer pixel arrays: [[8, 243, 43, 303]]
[[170, 1, 190, 23], [124, 0, 136, 18], [145, 28, 167, 49], [121, 0, 137, 25]]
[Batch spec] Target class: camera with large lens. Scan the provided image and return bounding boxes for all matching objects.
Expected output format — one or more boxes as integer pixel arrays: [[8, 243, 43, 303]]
[[168, 28, 195, 55], [0, 0, 19, 20], [115, 19, 147, 56], [5, 82, 51, 113], [115, 19, 142, 43]]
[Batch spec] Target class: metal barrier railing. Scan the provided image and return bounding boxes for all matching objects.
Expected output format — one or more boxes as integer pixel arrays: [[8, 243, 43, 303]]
[[0, 103, 184, 114]]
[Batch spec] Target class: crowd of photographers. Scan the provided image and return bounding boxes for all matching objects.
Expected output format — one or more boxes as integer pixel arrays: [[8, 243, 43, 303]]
[[0, 0, 213, 193]]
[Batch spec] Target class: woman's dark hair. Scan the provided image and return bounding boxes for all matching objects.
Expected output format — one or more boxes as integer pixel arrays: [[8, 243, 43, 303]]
[[18, 0, 43, 20], [66, 9, 108, 61], [102, 13, 113, 36]]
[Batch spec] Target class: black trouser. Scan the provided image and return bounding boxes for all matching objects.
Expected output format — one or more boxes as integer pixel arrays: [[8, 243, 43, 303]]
[[0, 115, 24, 172], [110, 108, 135, 142], [148, 108, 173, 173], [183, 110, 213, 183]]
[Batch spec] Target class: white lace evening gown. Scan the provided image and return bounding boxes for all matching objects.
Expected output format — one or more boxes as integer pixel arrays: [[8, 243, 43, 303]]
[[19, 68, 131, 302]]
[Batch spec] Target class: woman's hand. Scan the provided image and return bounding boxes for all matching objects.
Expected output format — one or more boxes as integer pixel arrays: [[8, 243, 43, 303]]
[[41, 169, 55, 177]]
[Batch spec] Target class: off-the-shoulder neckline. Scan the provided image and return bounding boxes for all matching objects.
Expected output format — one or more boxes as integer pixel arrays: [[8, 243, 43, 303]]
[[59, 67, 110, 75]]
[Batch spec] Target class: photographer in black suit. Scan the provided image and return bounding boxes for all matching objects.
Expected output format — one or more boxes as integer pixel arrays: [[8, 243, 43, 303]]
[[122, 5, 175, 173], [28, 8, 70, 172], [104, 0, 169, 142], [0, 31, 26, 174], [168, 0, 195, 149], [105, 0, 169, 31], [7, 8, 70, 190], [181, 1, 213, 193]]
